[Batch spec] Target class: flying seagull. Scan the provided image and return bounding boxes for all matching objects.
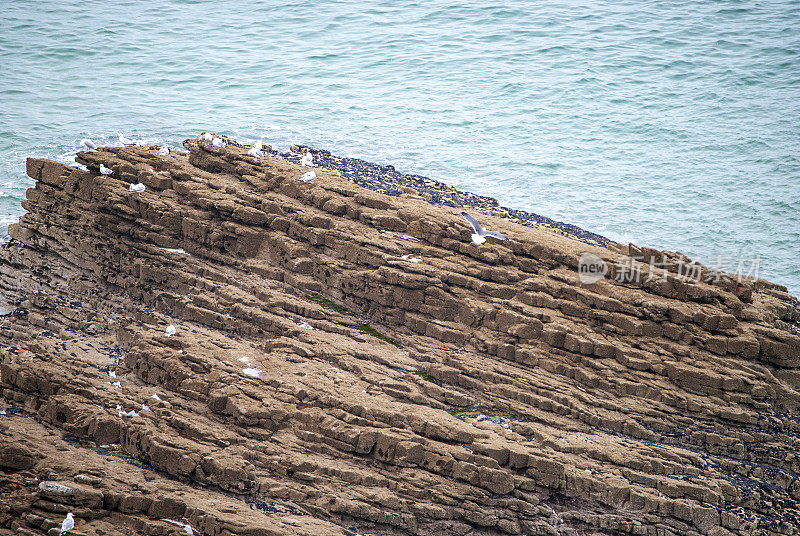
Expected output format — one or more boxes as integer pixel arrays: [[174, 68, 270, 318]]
[[300, 151, 313, 167], [156, 146, 169, 156], [298, 170, 316, 183], [60, 513, 74, 535], [118, 133, 134, 146], [461, 212, 508, 245], [160, 519, 194, 535], [80, 139, 97, 151], [100, 164, 113, 175]]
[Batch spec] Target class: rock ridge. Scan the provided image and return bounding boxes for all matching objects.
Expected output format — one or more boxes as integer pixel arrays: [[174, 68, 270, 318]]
[[0, 136, 798, 536]]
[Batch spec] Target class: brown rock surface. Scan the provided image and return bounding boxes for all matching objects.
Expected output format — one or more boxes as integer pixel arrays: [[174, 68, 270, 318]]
[[1, 136, 799, 536]]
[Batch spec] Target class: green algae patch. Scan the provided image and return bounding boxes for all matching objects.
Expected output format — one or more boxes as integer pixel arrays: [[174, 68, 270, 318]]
[[411, 370, 437, 383], [64, 437, 153, 470], [310, 296, 345, 312], [357, 323, 400, 347]]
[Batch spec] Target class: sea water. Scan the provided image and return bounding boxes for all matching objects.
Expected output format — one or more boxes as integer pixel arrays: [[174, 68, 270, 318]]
[[1, 0, 798, 294]]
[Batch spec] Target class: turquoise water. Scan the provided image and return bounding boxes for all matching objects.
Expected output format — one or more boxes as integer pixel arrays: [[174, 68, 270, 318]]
[[1, 1, 798, 294]]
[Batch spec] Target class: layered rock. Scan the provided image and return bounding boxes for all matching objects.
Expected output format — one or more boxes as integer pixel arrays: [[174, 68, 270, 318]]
[[0, 136, 798, 536]]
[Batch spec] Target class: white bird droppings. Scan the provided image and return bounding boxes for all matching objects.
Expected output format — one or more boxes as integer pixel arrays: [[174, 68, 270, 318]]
[[242, 367, 261, 378]]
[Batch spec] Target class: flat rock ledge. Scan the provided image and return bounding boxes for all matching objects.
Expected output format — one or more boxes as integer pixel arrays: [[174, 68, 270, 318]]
[[0, 137, 799, 536]]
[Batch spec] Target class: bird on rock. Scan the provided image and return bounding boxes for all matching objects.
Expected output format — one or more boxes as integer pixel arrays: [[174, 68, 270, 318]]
[[80, 139, 97, 151], [199, 133, 213, 142], [165, 324, 176, 336], [461, 212, 508, 245], [156, 146, 169, 156], [298, 170, 316, 183], [118, 133, 134, 146], [248, 147, 263, 158], [60, 513, 74, 535], [300, 151, 313, 167], [212, 137, 226, 148], [129, 183, 146, 193], [100, 164, 113, 175]]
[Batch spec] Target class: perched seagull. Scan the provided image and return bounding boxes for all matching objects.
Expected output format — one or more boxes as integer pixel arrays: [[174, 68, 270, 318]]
[[99, 164, 113, 175], [461, 212, 508, 245], [60, 513, 74, 535], [199, 133, 213, 142], [80, 139, 97, 151], [156, 146, 170, 156], [118, 133, 134, 146], [165, 324, 176, 336], [253, 140, 263, 151], [300, 151, 313, 167], [129, 183, 146, 193], [212, 137, 226, 148], [247, 147, 263, 158], [298, 170, 316, 183]]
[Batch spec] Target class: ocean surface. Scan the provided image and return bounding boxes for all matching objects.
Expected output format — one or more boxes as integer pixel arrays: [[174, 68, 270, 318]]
[[1, 1, 798, 294]]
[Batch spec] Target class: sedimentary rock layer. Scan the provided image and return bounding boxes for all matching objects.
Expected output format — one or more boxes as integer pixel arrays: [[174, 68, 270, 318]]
[[1, 136, 799, 536]]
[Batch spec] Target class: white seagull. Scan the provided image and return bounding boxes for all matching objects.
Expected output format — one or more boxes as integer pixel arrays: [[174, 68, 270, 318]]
[[80, 139, 97, 151], [247, 147, 263, 158], [156, 146, 170, 156], [161, 519, 194, 535], [129, 183, 146, 193], [298, 170, 316, 183], [461, 212, 508, 245], [165, 324, 176, 336], [100, 164, 113, 175], [199, 133, 213, 142], [300, 151, 313, 167], [60, 513, 74, 535], [253, 140, 263, 151], [118, 133, 134, 146], [212, 137, 226, 148]]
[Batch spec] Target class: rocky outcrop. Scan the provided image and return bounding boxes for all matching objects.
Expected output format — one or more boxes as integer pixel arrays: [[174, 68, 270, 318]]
[[1, 136, 798, 536]]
